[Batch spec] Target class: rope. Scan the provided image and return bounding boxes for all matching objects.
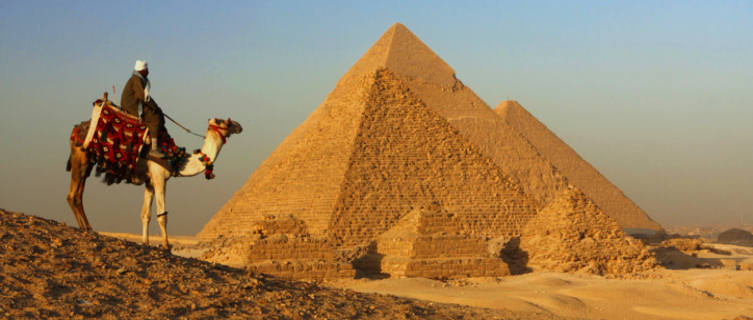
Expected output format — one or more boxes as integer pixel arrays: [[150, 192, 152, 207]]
[[163, 113, 205, 139]]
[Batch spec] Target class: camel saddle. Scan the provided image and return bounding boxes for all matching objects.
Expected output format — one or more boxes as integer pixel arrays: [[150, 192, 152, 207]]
[[70, 100, 149, 184], [70, 99, 188, 184]]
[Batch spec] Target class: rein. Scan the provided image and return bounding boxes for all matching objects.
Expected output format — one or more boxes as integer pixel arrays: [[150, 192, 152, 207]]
[[164, 113, 206, 139]]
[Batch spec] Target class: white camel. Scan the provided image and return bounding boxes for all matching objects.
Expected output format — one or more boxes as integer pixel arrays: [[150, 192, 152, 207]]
[[66, 116, 242, 250]]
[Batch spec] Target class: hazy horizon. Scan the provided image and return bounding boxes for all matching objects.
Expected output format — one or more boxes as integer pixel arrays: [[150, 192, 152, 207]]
[[1, 1, 751, 235]]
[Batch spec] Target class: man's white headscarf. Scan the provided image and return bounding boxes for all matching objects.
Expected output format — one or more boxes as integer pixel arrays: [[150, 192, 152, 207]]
[[134, 60, 147, 71], [133, 60, 151, 102]]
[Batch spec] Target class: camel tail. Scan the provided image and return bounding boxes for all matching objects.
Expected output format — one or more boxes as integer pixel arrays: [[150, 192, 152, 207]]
[[66, 155, 71, 172]]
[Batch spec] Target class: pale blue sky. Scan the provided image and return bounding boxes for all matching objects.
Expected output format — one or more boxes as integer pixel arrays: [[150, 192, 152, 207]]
[[1, 1, 751, 234]]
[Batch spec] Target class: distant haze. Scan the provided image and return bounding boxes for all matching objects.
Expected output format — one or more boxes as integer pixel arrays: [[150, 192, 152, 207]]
[[1, 2, 751, 234]]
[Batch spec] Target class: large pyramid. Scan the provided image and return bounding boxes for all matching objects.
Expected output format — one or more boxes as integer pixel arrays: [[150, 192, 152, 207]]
[[199, 23, 659, 260], [198, 25, 541, 245], [325, 23, 659, 230], [495, 100, 661, 232]]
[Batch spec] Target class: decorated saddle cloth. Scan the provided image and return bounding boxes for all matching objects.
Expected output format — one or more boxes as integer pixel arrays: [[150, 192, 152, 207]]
[[78, 100, 149, 184], [70, 99, 189, 184]]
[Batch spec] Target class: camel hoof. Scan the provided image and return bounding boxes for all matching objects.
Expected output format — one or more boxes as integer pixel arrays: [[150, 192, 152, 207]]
[[162, 243, 172, 253]]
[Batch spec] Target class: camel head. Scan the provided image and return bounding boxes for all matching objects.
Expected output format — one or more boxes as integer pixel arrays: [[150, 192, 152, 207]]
[[209, 118, 243, 138]]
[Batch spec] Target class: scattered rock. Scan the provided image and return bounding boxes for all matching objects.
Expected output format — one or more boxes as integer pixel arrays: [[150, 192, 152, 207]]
[[661, 238, 703, 254], [720, 259, 740, 270]]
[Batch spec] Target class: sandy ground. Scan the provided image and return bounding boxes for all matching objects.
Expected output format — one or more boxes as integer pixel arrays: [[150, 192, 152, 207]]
[[327, 244, 753, 320], [3, 210, 556, 319], [102, 232, 753, 320], [330, 269, 753, 320], [101, 232, 204, 258]]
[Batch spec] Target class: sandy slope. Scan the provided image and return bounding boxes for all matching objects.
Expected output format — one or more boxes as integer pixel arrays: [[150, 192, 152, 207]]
[[0, 209, 559, 319]]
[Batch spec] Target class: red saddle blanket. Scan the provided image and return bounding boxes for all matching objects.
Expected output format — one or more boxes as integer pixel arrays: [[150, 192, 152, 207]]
[[70, 100, 189, 184], [82, 102, 149, 183]]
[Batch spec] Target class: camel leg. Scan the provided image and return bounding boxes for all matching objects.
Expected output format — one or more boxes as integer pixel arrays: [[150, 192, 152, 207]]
[[141, 184, 154, 245], [154, 180, 170, 250], [66, 172, 86, 229], [66, 154, 91, 231], [75, 176, 92, 231]]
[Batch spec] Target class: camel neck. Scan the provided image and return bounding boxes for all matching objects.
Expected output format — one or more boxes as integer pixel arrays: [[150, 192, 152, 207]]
[[177, 130, 224, 177]]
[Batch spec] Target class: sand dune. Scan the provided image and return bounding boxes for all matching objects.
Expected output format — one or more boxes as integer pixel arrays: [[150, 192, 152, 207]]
[[331, 268, 753, 320]]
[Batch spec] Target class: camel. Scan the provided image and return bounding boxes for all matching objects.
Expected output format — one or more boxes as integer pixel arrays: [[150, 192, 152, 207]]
[[66, 117, 242, 250]]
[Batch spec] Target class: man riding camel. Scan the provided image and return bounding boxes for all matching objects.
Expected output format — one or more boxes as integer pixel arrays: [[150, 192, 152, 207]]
[[121, 60, 165, 158]]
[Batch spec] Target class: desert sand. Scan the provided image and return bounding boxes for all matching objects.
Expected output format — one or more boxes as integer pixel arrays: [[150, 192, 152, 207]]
[[1, 209, 559, 319], [97, 229, 753, 320], [332, 267, 753, 320], [332, 239, 753, 319]]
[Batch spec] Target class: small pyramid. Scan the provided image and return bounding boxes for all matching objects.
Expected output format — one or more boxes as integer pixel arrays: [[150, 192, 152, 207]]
[[495, 100, 661, 231], [519, 188, 658, 275], [371, 206, 510, 279]]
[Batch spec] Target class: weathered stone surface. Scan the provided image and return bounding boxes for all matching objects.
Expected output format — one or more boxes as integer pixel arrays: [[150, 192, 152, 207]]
[[370, 207, 510, 279], [660, 238, 704, 254], [198, 24, 538, 246], [202, 216, 355, 280], [380, 256, 510, 279], [202, 68, 535, 278], [519, 188, 658, 276], [328, 70, 537, 246], [198, 23, 660, 280], [719, 259, 740, 270], [495, 100, 662, 231]]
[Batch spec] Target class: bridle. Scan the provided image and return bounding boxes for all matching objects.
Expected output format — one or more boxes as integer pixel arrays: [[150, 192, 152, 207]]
[[196, 118, 234, 179], [208, 118, 232, 145]]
